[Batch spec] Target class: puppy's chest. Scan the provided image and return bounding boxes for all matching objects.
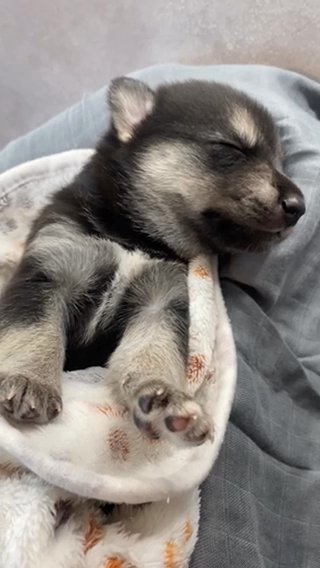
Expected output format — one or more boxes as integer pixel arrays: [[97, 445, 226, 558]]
[[74, 237, 163, 323], [77, 236, 184, 335], [65, 240, 179, 370]]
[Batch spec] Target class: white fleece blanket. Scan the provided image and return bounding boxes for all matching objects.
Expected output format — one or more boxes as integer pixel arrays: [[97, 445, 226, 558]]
[[0, 150, 237, 568]]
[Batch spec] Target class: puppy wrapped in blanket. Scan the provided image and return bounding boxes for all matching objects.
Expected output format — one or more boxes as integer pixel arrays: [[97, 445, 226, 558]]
[[0, 78, 305, 445]]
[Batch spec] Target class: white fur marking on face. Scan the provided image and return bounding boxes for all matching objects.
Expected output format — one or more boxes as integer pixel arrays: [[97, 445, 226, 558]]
[[230, 107, 259, 147], [137, 142, 211, 202]]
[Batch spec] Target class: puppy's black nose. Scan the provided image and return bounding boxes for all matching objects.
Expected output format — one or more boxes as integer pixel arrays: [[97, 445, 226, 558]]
[[281, 196, 306, 226]]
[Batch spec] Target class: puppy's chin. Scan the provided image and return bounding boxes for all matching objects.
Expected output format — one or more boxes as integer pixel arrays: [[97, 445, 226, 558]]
[[203, 219, 293, 254], [246, 226, 295, 252]]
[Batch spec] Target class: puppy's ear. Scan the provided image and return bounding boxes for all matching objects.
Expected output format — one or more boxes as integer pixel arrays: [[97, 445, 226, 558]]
[[108, 77, 155, 142]]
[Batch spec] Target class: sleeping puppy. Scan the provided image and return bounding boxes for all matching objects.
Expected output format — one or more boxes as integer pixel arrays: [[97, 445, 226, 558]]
[[0, 78, 305, 445]]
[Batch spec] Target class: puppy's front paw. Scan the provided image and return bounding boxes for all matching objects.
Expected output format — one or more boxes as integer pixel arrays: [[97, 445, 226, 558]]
[[0, 373, 62, 424], [124, 378, 213, 446]]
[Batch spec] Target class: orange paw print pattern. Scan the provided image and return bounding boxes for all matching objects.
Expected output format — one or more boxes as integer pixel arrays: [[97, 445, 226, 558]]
[[108, 428, 130, 461], [187, 354, 206, 383], [104, 558, 136, 568], [95, 404, 127, 418], [183, 519, 193, 544], [193, 265, 210, 279], [164, 541, 183, 568], [84, 516, 104, 554]]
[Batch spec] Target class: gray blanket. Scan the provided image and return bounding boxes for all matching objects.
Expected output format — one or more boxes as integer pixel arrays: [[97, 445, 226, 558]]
[[1, 64, 320, 567]]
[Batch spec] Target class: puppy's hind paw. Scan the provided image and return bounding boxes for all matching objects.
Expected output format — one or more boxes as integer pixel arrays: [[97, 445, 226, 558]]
[[128, 379, 213, 446]]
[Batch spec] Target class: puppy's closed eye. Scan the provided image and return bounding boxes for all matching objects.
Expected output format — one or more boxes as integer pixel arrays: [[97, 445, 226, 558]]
[[208, 140, 246, 153], [206, 140, 247, 168]]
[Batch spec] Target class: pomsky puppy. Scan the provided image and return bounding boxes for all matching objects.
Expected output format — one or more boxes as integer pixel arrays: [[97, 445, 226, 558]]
[[0, 78, 305, 445]]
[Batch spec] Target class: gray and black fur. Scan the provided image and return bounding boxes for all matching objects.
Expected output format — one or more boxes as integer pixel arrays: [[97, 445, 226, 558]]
[[0, 78, 305, 445]]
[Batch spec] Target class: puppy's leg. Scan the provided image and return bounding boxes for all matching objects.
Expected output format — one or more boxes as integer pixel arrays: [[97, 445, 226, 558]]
[[107, 261, 212, 445], [0, 222, 113, 424], [0, 252, 65, 423]]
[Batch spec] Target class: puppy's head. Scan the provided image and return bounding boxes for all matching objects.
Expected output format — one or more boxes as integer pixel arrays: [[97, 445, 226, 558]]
[[108, 77, 305, 257]]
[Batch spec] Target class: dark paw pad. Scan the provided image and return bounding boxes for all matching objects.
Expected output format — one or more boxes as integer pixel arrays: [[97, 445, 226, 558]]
[[138, 387, 169, 415]]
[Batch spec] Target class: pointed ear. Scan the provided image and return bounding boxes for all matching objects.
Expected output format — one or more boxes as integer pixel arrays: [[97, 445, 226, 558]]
[[108, 77, 155, 142]]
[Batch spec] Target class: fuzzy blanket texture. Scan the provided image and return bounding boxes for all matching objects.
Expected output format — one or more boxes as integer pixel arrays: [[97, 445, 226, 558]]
[[0, 150, 237, 568]]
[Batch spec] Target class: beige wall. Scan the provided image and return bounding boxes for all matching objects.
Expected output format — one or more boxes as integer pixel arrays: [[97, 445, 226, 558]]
[[0, 0, 319, 147]]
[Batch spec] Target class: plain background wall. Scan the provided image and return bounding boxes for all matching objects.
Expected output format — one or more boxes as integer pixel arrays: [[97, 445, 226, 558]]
[[1, 0, 320, 147]]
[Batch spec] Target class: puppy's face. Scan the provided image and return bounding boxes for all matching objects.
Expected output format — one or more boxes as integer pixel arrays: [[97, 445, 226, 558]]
[[108, 78, 305, 256]]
